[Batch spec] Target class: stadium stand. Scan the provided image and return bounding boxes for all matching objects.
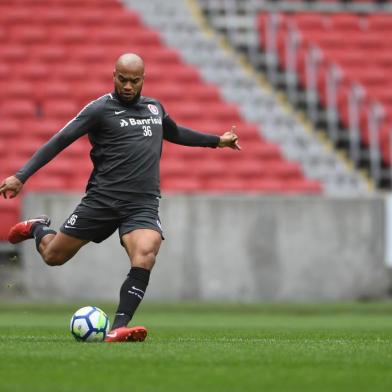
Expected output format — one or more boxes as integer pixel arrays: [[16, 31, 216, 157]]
[[197, 0, 389, 188], [255, 10, 392, 187], [131, 0, 367, 193], [268, 12, 392, 160], [0, 0, 325, 240]]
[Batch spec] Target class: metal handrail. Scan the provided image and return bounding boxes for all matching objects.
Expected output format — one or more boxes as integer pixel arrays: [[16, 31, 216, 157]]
[[348, 83, 364, 166], [368, 102, 384, 186], [265, 13, 280, 86], [285, 22, 300, 104], [326, 64, 342, 145], [305, 45, 322, 123]]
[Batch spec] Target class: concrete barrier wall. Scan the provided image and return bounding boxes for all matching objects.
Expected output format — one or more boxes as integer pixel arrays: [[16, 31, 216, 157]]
[[19, 193, 389, 301]]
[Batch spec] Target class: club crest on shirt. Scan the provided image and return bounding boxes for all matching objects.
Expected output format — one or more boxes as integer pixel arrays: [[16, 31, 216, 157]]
[[148, 104, 159, 115]]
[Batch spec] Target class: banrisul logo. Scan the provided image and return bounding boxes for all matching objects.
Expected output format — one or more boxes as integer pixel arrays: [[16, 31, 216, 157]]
[[148, 104, 159, 115], [120, 117, 162, 127]]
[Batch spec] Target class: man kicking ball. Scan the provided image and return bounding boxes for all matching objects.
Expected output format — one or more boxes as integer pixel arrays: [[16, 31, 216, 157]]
[[0, 53, 240, 342]]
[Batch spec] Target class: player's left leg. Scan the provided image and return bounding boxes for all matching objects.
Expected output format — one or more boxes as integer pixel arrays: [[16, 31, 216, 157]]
[[105, 229, 162, 342]]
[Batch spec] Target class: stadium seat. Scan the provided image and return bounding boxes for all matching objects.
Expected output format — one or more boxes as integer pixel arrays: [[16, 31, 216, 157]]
[[33, 46, 67, 64], [0, 46, 27, 63], [40, 8, 69, 25], [38, 83, 72, 100], [11, 26, 48, 44], [43, 100, 79, 120], [161, 177, 202, 192], [1, 8, 31, 26], [203, 177, 249, 192], [0, 119, 20, 138], [23, 63, 49, 81], [57, 63, 88, 81], [1, 100, 37, 119]]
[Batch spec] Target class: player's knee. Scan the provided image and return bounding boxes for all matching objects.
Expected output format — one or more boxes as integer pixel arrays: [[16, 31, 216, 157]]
[[41, 248, 68, 266], [133, 249, 156, 270]]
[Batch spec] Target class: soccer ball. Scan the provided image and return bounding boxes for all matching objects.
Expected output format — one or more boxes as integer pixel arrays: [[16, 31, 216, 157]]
[[70, 306, 110, 342]]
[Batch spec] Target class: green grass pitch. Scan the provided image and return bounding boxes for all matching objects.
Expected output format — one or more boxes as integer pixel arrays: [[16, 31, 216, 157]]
[[1, 302, 392, 392]]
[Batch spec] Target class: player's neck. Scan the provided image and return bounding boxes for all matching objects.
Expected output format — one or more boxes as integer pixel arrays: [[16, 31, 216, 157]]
[[113, 91, 141, 106]]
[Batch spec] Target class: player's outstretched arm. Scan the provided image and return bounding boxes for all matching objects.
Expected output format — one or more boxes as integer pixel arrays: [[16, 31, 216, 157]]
[[218, 126, 241, 150], [0, 176, 23, 199], [163, 116, 241, 150]]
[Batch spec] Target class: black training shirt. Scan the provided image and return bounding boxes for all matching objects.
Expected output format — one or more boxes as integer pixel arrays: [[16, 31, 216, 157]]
[[16, 92, 220, 199]]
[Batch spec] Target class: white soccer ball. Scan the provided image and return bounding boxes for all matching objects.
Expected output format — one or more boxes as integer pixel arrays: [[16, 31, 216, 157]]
[[70, 306, 110, 342]]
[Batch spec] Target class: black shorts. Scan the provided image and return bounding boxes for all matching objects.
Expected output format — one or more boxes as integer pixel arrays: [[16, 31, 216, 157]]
[[60, 194, 163, 243]]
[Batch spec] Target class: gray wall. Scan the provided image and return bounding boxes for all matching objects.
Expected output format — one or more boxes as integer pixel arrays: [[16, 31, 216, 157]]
[[18, 193, 389, 301]]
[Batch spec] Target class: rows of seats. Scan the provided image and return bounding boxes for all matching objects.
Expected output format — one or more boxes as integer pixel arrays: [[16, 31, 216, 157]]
[[0, 1, 322, 240], [258, 12, 392, 164]]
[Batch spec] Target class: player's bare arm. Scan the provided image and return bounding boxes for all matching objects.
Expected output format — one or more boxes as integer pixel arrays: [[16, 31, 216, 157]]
[[218, 125, 241, 150], [0, 175, 23, 199]]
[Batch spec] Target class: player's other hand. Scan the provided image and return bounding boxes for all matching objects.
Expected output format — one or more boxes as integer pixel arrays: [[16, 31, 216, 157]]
[[218, 125, 241, 150], [0, 176, 23, 199]]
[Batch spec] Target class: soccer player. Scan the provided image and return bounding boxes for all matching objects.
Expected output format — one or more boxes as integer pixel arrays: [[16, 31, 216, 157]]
[[0, 53, 240, 342]]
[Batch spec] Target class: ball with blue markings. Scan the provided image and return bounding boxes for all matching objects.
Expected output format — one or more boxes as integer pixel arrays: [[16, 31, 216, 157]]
[[70, 306, 110, 342]]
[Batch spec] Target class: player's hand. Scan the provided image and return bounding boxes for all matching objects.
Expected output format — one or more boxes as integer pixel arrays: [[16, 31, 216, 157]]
[[218, 125, 241, 150], [0, 176, 23, 199]]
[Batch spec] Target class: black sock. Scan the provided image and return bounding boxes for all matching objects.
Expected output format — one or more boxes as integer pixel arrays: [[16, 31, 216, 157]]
[[32, 225, 57, 251], [111, 267, 151, 330]]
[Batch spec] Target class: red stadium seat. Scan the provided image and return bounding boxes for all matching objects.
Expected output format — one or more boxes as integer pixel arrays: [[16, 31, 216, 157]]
[[28, 119, 64, 140], [39, 8, 69, 25], [0, 46, 27, 63], [161, 177, 202, 192], [38, 83, 72, 101], [52, 26, 87, 44], [57, 63, 88, 82], [11, 26, 48, 44], [21, 63, 49, 81], [43, 100, 79, 120], [368, 14, 392, 32], [0, 63, 9, 81], [330, 13, 362, 31], [160, 159, 190, 178], [72, 83, 112, 106], [246, 178, 285, 193], [203, 177, 249, 192], [1, 100, 37, 119], [33, 46, 67, 64], [2, 83, 35, 99], [183, 84, 221, 104], [73, 46, 107, 64], [0, 118, 20, 137], [1, 8, 31, 26]]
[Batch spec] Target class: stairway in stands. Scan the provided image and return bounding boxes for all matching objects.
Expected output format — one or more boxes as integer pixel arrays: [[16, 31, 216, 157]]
[[0, 0, 324, 240]]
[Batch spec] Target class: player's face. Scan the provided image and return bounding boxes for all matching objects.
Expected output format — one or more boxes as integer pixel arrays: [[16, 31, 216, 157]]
[[113, 69, 144, 102]]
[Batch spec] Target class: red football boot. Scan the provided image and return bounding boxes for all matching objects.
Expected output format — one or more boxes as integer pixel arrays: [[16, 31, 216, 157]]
[[8, 215, 51, 244], [104, 326, 148, 343]]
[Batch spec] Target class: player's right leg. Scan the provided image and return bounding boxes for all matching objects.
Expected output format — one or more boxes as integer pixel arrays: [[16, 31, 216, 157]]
[[38, 231, 89, 266], [8, 215, 89, 266]]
